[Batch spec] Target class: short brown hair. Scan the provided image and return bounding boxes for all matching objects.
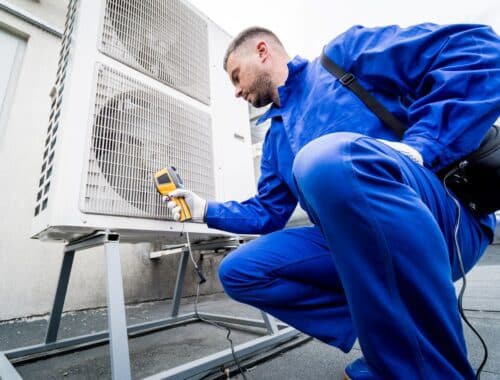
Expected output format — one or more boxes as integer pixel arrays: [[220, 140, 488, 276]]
[[223, 26, 284, 71]]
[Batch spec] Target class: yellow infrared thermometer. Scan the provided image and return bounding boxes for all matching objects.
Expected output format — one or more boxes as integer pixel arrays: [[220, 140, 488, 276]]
[[153, 166, 192, 222]]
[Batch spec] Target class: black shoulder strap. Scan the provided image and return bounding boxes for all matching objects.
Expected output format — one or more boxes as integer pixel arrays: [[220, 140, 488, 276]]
[[320, 49, 407, 139]]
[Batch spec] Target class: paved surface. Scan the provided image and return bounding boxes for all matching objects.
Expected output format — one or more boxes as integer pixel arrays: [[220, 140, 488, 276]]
[[0, 245, 498, 379]]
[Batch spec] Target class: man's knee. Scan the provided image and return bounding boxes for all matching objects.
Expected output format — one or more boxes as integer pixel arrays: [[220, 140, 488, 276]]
[[218, 251, 239, 299], [292, 132, 364, 202], [218, 245, 262, 302]]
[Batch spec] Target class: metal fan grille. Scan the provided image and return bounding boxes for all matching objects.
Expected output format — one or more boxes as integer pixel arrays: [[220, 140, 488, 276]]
[[100, 0, 210, 105], [83, 64, 214, 218]]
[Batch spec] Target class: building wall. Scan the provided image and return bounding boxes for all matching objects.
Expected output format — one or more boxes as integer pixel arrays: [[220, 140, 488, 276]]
[[0, 1, 224, 322], [5, 0, 67, 28]]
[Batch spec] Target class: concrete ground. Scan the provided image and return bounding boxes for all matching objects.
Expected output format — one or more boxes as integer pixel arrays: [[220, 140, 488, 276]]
[[0, 245, 499, 380]]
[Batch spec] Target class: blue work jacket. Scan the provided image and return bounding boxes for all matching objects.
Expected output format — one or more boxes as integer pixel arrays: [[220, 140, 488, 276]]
[[206, 23, 500, 235]]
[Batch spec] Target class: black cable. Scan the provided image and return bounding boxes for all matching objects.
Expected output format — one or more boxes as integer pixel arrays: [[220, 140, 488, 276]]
[[194, 283, 249, 380], [443, 172, 489, 379], [184, 228, 249, 379]]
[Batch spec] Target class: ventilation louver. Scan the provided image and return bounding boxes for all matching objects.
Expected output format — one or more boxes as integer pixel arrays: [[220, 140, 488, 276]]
[[34, 0, 79, 216]]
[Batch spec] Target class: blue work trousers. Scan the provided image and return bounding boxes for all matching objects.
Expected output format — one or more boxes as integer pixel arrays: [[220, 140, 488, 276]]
[[218, 133, 491, 379]]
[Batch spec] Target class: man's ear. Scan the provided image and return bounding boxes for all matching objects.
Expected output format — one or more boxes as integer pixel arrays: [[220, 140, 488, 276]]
[[256, 41, 269, 62]]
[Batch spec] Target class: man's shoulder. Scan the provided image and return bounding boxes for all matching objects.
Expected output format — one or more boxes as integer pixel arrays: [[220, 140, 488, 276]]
[[323, 23, 458, 65], [327, 23, 436, 47], [327, 22, 492, 48]]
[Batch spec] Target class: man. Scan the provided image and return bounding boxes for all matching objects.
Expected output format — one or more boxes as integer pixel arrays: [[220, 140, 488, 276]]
[[167, 24, 500, 379]]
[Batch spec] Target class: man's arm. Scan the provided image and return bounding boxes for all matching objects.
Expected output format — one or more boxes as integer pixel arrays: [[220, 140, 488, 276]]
[[205, 141, 297, 234]]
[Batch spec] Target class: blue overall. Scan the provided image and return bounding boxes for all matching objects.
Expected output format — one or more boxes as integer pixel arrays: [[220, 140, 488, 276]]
[[206, 24, 500, 379]]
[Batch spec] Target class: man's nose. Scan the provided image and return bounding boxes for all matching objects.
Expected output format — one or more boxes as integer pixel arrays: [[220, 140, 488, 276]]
[[234, 86, 242, 98]]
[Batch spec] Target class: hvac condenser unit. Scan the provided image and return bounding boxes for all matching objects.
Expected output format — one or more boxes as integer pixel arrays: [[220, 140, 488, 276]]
[[31, 0, 255, 242]]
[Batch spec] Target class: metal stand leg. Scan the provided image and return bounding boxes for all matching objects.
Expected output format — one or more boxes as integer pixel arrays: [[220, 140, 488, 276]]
[[261, 311, 279, 334], [0, 353, 22, 380], [104, 237, 132, 380], [171, 249, 189, 317], [45, 250, 75, 343]]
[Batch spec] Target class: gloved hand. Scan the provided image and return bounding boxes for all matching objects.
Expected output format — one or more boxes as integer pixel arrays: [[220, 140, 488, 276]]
[[164, 189, 207, 223], [377, 139, 423, 166]]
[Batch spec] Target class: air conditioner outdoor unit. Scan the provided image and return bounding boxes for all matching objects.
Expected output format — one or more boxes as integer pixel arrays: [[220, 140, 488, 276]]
[[31, 0, 255, 243]]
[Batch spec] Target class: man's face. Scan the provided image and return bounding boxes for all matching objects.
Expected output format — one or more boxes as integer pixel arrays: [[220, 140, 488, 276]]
[[226, 48, 275, 108]]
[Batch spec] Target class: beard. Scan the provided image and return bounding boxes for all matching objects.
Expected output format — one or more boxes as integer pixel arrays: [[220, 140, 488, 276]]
[[248, 72, 275, 108]]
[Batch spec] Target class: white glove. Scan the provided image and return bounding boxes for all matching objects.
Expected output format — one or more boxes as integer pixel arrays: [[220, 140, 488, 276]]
[[164, 189, 207, 223], [377, 139, 423, 166]]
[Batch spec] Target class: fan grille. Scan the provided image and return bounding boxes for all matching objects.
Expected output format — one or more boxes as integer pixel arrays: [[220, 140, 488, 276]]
[[100, 0, 210, 105], [83, 64, 214, 218]]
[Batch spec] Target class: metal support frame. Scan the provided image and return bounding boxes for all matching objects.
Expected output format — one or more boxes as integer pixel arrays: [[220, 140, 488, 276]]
[[171, 249, 189, 318], [104, 236, 132, 379], [0, 353, 22, 380], [0, 232, 300, 380]]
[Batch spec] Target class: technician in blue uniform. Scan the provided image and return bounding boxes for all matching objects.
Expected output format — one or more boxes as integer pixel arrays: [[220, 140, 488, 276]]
[[167, 24, 500, 379]]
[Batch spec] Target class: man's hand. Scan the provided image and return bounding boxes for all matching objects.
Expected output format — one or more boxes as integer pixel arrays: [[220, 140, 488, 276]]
[[377, 139, 423, 166], [164, 189, 207, 223]]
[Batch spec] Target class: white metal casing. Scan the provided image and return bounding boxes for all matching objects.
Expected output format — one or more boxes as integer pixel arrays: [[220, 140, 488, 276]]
[[31, 0, 255, 243]]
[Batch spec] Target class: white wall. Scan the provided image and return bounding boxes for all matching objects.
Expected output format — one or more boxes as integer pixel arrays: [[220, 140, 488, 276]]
[[0, 27, 25, 142], [0, 3, 65, 321], [6, 0, 67, 28]]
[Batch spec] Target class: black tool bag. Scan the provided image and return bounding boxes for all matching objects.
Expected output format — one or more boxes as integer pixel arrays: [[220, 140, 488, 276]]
[[320, 51, 500, 217], [437, 125, 500, 216]]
